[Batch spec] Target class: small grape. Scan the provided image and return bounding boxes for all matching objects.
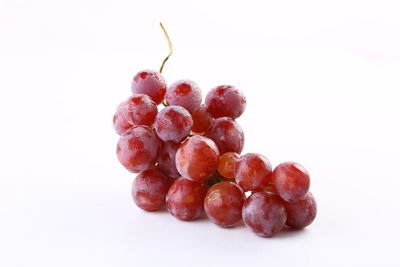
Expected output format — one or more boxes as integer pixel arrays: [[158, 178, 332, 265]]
[[131, 70, 167, 105], [157, 141, 180, 178], [154, 105, 193, 143], [284, 192, 317, 229], [191, 105, 213, 134], [205, 85, 246, 119], [218, 152, 240, 178], [116, 125, 160, 173], [166, 80, 202, 113], [207, 117, 244, 154], [234, 153, 272, 191], [242, 191, 287, 237], [166, 177, 208, 221], [113, 94, 158, 135], [204, 181, 245, 227], [132, 167, 171, 211], [175, 136, 220, 182], [271, 162, 310, 202]]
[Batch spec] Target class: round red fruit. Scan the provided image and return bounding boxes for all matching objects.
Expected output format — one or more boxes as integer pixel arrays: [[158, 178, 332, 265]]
[[175, 136, 220, 182], [284, 192, 317, 229], [166, 177, 208, 221], [235, 153, 272, 191], [204, 181, 245, 227], [157, 141, 180, 178], [205, 85, 246, 119], [166, 80, 202, 113], [131, 70, 167, 105], [191, 105, 213, 134], [132, 167, 171, 211], [116, 125, 160, 173], [154, 106, 193, 143], [242, 191, 287, 237], [271, 161, 310, 202], [218, 152, 240, 178], [207, 117, 244, 154]]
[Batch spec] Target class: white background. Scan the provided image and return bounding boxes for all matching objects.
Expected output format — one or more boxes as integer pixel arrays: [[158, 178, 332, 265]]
[[1, 0, 400, 266]]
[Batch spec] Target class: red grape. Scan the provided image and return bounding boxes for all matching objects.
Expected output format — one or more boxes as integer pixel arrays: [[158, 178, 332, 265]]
[[166, 177, 208, 221], [191, 105, 213, 134], [284, 192, 317, 229], [235, 153, 272, 191], [271, 162, 310, 202], [205, 85, 246, 119], [131, 70, 167, 105], [204, 181, 245, 227], [157, 141, 180, 178], [242, 191, 287, 237], [116, 125, 160, 173], [132, 167, 171, 211], [166, 80, 202, 113], [207, 117, 244, 154], [113, 94, 158, 135], [218, 152, 240, 178], [175, 136, 220, 182], [154, 106, 193, 143]]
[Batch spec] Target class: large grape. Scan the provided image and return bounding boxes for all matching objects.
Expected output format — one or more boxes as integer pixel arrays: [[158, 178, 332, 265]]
[[207, 117, 244, 154], [205, 85, 246, 119], [284, 192, 317, 228], [131, 70, 167, 105], [154, 106, 193, 143], [234, 153, 272, 191], [166, 80, 202, 113]]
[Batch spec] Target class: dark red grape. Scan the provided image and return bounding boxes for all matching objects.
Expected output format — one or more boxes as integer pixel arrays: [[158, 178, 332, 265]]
[[113, 94, 158, 135], [204, 181, 245, 227], [175, 136, 220, 182], [191, 105, 213, 134], [116, 125, 160, 173], [284, 192, 317, 229], [154, 106, 193, 143], [131, 70, 167, 105], [242, 191, 287, 237], [157, 141, 180, 178], [166, 177, 208, 221], [235, 153, 272, 191], [207, 117, 244, 154], [218, 152, 240, 178], [132, 167, 171, 211], [205, 85, 246, 119], [271, 162, 310, 202], [166, 80, 202, 113]]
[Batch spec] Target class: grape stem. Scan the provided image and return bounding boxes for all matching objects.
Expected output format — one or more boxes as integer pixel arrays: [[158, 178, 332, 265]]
[[159, 22, 173, 73]]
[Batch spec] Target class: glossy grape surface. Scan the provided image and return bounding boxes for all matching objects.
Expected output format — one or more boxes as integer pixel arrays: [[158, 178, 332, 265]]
[[154, 106, 193, 143], [131, 70, 167, 105], [157, 141, 180, 178], [204, 181, 245, 227], [205, 85, 246, 119], [113, 94, 158, 135], [116, 125, 160, 173], [271, 162, 310, 202], [242, 191, 287, 237], [132, 167, 171, 211], [234, 153, 272, 191], [191, 105, 213, 134], [175, 136, 220, 182], [166, 177, 208, 221], [166, 80, 202, 113], [218, 152, 240, 178], [207, 117, 244, 154], [284, 192, 317, 228]]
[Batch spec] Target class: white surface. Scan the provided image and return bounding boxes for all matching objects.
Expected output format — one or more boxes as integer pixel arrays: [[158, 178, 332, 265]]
[[1, 0, 400, 266]]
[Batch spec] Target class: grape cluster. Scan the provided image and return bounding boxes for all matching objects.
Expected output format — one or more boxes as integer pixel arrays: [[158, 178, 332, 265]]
[[113, 69, 317, 237]]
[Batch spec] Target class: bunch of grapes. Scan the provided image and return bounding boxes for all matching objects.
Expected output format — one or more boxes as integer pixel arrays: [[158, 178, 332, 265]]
[[113, 68, 317, 237]]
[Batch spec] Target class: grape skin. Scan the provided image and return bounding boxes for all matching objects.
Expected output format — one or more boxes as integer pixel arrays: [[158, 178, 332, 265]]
[[191, 105, 213, 134], [175, 136, 220, 182], [234, 153, 272, 191], [113, 94, 158, 135], [242, 191, 287, 237], [207, 117, 244, 154], [157, 141, 180, 178], [205, 85, 246, 119], [284, 192, 317, 228], [116, 125, 160, 173], [131, 70, 167, 105], [132, 167, 171, 211], [166, 177, 208, 221], [271, 162, 310, 202], [217, 152, 240, 178], [204, 181, 245, 227], [166, 80, 202, 113], [154, 105, 193, 143]]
